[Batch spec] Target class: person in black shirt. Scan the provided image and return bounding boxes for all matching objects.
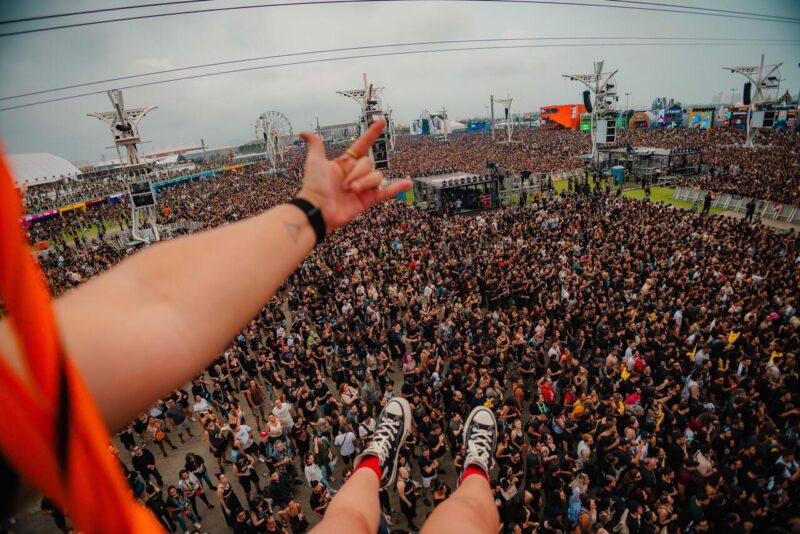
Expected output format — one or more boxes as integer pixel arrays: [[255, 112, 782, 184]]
[[269, 470, 293, 509], [309, 481, 331, 518], [131, 445, 163, 486]]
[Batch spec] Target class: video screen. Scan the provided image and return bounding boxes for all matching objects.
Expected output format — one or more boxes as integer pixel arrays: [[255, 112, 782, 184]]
[[130, 182, 152, 195], [131, 193, 155, 207], [689, 111, 712, 129]]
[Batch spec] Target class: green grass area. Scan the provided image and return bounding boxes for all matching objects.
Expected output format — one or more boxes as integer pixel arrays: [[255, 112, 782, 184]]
[[508, 181, 723, 215], [43, 222, 121, 247], [622, 187, 724, 214]]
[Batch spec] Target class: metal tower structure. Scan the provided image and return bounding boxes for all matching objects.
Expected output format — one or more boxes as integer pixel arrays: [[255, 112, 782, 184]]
[[386, 108, 396, 151], [435, 107, 449, 141], [724, 54, 783, 147], [255, 111, 293, 174], [338, 73, 392, 169], [490, 94, 496, 141], [496, 95, 514, 143], [563, 61, 619, 165], [88, 89, 159, 244]]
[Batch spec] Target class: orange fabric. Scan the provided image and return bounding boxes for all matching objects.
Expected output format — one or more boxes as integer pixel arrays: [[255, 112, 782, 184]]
[[0, 148, 163, 533]]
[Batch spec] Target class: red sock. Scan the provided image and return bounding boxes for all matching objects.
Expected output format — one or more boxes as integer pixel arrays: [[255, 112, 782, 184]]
[[355, 454, 382, 482], [461, 465, 489, 484]]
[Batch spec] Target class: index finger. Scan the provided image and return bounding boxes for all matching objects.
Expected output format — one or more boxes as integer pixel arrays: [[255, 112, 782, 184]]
[[339, 119, 386, 161]]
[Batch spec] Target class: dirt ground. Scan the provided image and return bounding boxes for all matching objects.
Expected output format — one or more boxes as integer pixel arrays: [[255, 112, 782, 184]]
[[10, 367, 458, 534]]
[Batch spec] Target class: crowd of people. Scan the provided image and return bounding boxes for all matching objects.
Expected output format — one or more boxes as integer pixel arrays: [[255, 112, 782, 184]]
[[20, 127, 800, 219], [12, 128, 800, 534], [20, 163, 217, 214], [620, 128, 800, 206]]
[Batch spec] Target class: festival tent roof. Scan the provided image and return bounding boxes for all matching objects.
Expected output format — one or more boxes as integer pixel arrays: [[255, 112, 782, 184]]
[[7, 153, 81, 187]]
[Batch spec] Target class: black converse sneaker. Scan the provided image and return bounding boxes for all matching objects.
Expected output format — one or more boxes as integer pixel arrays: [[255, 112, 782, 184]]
[[462, 405, 497, 475], [353, 397, 411, 489]]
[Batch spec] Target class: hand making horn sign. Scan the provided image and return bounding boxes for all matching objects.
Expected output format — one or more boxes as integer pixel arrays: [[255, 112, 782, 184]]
[[296, 119, 411, 233], [0, 118, 411, 534]]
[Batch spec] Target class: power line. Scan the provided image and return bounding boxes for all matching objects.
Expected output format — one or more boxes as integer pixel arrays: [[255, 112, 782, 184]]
[[603, 0, 800, 22], [5, 0, 793, 25], [5, 36, 797, 102], [3, 40, 798, 112], [1, 0, 797, 38], [0, 0, 212, 25]]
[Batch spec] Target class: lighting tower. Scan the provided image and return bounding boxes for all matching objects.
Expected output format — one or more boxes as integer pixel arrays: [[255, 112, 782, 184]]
[[563, 60, 619, 165], [337, 73, 392, 169], [724, 54, 783, 147], [496, 94, 514, 143], [88, 89, 159, 244]]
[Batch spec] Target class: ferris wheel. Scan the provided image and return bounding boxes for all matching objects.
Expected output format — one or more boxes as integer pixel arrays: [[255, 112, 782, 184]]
[[255, 111, 293, 172]]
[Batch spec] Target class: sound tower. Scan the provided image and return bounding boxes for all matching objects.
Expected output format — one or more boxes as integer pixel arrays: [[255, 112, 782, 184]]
[[372, 132, 389, 169], [743, 82, 751, 106]]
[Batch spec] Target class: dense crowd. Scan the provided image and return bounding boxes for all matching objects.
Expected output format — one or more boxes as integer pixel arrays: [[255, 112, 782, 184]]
[[18, 151, 800, 534], [384, 130, 590, 179], [620, 128, 800, 206], [20, 127, 800, 218], [21, 163, 211, 213]]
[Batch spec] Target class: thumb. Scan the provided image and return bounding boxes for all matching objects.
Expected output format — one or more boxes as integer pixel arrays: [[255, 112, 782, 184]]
[[299, 131, 325, 161]]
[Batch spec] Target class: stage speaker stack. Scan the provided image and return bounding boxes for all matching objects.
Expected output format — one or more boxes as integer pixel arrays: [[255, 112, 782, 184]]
[[583, 90, 593, 113]]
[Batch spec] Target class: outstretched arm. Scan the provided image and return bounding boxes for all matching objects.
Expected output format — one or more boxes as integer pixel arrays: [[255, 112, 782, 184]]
[[0, 120, 410, 432]]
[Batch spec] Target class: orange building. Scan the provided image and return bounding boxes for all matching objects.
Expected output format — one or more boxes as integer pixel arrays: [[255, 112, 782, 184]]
[[539, 104, 587, 130]]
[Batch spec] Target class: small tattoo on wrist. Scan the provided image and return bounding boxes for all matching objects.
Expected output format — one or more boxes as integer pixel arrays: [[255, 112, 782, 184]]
[[284, 221, 301, 244]]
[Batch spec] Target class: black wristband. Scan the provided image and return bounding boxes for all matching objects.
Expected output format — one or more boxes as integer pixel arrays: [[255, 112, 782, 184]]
[[288, 198, 326, 246]]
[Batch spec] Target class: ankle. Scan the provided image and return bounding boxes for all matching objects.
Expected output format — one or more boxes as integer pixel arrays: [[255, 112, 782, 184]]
[[460, 465, 489, 484], [355, 454, 382, 482]]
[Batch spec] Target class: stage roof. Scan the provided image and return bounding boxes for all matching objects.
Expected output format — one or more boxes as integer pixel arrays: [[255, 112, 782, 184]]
[[412, 172, 483, 188]]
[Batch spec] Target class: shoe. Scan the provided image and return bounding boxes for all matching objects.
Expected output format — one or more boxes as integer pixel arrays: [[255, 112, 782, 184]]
[[462, 406, 497, 476], [208, 504, 215, 509], [353, 397, 411, 489], [422, 498, 431, 506]]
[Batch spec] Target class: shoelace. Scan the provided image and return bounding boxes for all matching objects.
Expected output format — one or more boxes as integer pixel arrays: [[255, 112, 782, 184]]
[[369, 416, 402, 462], [466, 426, 494, 465]]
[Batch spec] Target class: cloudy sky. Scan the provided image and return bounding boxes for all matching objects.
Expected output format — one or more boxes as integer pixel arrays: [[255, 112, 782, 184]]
[[0, 0, 798, 163]]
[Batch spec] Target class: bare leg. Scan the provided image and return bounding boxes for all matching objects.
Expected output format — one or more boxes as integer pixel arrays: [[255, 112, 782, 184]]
[[311, 468, 381, 534], [421, 476, 499, 534]]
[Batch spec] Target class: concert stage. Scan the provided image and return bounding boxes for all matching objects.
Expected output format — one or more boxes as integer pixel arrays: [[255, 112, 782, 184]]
[[411, 172, 500, 214]]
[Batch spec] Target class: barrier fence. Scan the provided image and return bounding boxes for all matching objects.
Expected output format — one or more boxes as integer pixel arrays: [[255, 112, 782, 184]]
[[673, 186, 800, 225]]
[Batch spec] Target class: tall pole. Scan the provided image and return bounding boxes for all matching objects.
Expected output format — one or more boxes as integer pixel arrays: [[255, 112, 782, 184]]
[[507, 95, 512, 142], [724, 54, 782, 148], [201, 138, 207, 164], [442, 107, 448, 141], [625, 92, 631, 110], [730, 88, 735, 105], [490, 94, 496, 141]]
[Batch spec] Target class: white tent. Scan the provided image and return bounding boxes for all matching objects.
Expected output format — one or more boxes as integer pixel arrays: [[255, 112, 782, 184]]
[[7, 153, 80, 186]]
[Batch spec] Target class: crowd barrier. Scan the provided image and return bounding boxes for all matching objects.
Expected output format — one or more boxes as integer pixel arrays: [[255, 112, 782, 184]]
[[673, 186, 800, 225]]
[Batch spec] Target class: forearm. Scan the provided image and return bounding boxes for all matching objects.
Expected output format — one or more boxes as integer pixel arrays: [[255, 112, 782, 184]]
[[2, 203, 315, 431]]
